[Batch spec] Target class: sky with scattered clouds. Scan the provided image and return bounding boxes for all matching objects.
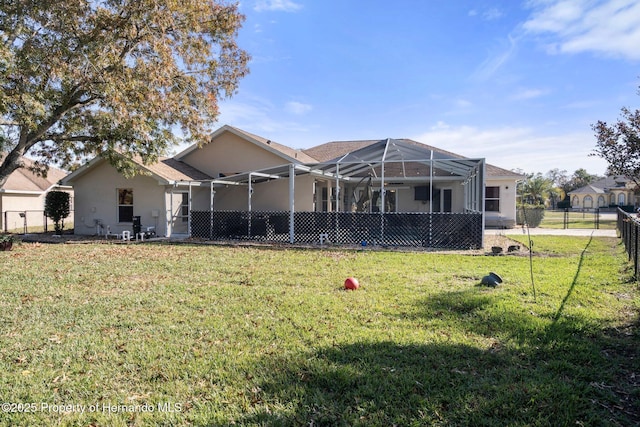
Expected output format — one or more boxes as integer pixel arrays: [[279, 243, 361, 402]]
[[214, 0, 640, 175]]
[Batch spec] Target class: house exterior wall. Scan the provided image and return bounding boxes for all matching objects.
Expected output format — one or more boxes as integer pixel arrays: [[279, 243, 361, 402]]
[[1, 193, 45, 231], [204, 175, 316, 212], [72, 161, 168, 236], [0, 190, 73, 232], [485, 178, 518, 228], [180, 132, 289, 178], [571, 189, 634, 210]]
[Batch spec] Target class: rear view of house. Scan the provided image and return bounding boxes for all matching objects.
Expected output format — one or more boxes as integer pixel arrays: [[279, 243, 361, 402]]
[[62, 125, 523, 249]]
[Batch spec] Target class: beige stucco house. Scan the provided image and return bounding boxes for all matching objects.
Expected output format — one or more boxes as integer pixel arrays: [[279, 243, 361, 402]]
[[569, 176, 637, 211], [62, 125, 523, 247], [1, 154, 71, 232]]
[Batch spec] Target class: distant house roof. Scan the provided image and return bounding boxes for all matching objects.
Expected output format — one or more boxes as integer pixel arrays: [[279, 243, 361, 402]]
[[570, 184, 607, 195], [569, 176, 633, 195], [0, 154, 68, 193]]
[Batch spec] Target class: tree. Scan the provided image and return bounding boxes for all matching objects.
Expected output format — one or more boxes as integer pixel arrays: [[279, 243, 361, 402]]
[[519, 173, 554, 206], [593, 102, 640, 187], [571, 168, 598, 190], [44, 191, 70, 235], [0, 0, 249, 187]]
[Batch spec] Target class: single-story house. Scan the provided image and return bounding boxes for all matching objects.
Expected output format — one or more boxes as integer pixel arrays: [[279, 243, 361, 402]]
[[568, 176, 637, 211], [62, 125, 523, 248], [1, 154, 72, 232]]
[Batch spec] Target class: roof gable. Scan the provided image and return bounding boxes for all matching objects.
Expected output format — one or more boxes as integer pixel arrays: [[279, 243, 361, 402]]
[[0, 153, 68, 193], [62, 154, 211, 185], [176, 125, 317, 164]]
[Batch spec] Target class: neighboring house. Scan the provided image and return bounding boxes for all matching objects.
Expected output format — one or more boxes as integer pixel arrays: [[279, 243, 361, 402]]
[[0, 154, 71, 232], [62, 125, 523, 247], [568, 176, 637, 211]]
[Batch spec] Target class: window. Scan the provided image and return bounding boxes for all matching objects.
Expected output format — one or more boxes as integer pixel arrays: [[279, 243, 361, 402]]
[[117, 188, 133, 222], [618, 193, 625, 205], [372, 190, 397, 212], [572, 196, 580, 207], [181, 193, 189, 222], [583, 195, 593, 208], [598, 196, 606, 207], [485, 186, 500, 212], [321, 187, 335, 212]]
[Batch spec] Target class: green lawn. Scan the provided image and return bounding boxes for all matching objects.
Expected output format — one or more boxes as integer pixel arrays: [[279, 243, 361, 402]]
[[0, 237, 638, 426], [539, 210, 617, 229]]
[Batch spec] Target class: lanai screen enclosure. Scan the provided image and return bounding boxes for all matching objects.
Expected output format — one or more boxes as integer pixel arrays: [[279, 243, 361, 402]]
[[183, 139, 485, 249]]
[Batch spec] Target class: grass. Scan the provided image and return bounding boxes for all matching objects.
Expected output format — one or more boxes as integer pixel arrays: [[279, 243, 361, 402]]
[[0, 237, 638, 426], [539, 210, 617, 229]]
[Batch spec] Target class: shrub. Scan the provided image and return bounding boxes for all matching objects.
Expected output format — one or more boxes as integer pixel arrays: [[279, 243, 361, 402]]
[[516, 204, 545, 227], [44, 191, 71, 235]]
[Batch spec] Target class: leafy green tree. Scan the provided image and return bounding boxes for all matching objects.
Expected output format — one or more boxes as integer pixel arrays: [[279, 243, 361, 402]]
[[44, 191, 71, 235], [593, 103, 640, 187], [570, 168, 597, 190], [519, 173, 554, 206], [0, 0, 249, 186]]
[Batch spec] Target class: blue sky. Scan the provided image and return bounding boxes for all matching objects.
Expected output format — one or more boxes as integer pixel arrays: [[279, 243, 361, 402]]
[[214, 0, 640, 176]]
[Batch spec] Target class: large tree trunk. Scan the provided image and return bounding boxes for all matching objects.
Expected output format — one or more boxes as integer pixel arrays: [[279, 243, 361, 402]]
[[0, 146, 26, 188]]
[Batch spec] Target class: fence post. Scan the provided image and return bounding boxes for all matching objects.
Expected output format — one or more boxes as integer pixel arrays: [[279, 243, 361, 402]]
[[633, 221, 640, 280], [563, 208, 569, 229]]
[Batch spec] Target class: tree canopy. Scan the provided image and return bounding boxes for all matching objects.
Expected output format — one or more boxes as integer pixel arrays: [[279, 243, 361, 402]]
[[0, 0, 249, 187], [592, 88, 640, 187]]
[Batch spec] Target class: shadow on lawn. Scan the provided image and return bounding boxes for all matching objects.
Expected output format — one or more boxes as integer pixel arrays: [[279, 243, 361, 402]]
[[236, 332, 637, 426], [232, 247, 639, 426]]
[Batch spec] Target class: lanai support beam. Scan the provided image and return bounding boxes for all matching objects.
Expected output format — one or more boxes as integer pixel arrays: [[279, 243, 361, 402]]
[[289, 163, 295, 244]]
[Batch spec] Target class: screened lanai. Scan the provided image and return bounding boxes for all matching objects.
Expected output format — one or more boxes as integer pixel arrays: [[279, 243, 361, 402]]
[[186, 138, 486, 249]]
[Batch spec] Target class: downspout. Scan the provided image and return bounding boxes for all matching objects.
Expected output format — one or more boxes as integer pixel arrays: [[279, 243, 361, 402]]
[[169, 185, 174, 237]]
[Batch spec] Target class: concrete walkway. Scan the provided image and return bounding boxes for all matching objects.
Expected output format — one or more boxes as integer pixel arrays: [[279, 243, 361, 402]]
[[486, 227, 618, 237]]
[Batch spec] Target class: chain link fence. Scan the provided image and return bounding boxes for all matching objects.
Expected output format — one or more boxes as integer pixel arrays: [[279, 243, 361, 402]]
[[2, 210, 74, 234], [191, 210, 483, 250], [618, 208, 640, 280]]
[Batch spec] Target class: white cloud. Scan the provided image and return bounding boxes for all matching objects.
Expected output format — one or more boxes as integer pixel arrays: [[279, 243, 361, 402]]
[[253, 0, 302, 13], [524, 0, 640, 61], [216, 96, 310, 136], [413, 122, 608, 174], [468, 7, 504, 20], [511, 88, 549, 100], [285, 101, 313, 115], [472, 33, 520, 80], [454, 99, 473, 108], [483, 8, 504, 20]]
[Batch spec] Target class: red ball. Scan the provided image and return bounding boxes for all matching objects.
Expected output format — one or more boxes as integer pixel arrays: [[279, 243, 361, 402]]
[[344, 277, 359, 290]]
